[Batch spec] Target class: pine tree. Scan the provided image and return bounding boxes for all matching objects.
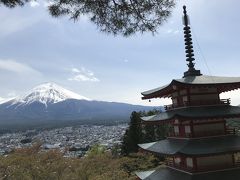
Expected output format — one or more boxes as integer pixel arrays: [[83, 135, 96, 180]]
[[143, 109, 162, 142], [155, 124, 169, 140], [1, 0, 175, 36], [121, 111, 142, 155], [143, 124, 155, 143], [121, 109, 169, 155]]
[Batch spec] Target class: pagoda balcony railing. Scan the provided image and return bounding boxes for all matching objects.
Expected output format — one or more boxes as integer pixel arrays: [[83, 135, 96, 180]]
[[164, 98, 231, 111], [168, 128, 236, 138], [166, 160, 240, 173], [165, 158, 174, 166], [192, 128, 236, 137], [235, 160, 240, 166], [226, 127, 236, 135]]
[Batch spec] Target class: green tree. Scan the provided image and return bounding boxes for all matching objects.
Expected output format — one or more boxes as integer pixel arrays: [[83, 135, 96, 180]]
[[121, 109, 169, 155], [121, 111, 142, 155], [1, 0, 175, 36], [87, 144, 106, 157], [155, 124, 169, 140], [143, 124, 155, 143], [142, 109, 167, 142]]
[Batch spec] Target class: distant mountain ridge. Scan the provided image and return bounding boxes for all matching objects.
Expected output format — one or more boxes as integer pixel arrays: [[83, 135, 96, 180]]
[[0, 83, 158, 129]]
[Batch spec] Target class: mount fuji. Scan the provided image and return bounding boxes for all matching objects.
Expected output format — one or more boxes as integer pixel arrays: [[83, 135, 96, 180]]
[[5, 83, 91, 107], [0, 83, 156, 129]]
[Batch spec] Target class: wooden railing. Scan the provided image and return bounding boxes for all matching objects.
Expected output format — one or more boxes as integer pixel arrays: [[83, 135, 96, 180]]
[[185, 99, 230, 106], [226, 127, 236, 135], [167, 161, 240, 173], [193, 128, 236, 137], [235, 160, 240, 166], [197, 164, 237, 172], [164, 104, 178, 111], [167, 128, 236, 138], [165, 158, 174, 166], [164, 98, 230, 111]]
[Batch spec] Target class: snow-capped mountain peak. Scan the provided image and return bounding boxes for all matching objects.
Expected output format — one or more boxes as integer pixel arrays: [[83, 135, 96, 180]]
[[11, 82, 90, 106]]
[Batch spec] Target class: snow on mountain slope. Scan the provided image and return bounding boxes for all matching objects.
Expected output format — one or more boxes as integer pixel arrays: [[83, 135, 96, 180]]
[[0, 97, 16, 105], [0, 97, 4, 103], [9, 82, 90, 107]]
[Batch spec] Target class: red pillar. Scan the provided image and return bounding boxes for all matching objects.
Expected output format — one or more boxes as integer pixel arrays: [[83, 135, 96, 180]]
[[232, 153, 235, 167], [187, 88, 191, 106], [190, 120, 194, 138], [193, 157, 198, 172], [224, 120, 227, 135]]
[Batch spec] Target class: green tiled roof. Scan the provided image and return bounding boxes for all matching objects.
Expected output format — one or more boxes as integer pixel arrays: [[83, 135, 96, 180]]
[[175, 75, 240, 84], [141, 105, 240, 122], [136, 167, 240, 180], [138, 135, 240, 155], [176, 75, 240, 85], [135, 170, 156, 180], [141, 75, 240, 98], [136, 167, 191, 180], [142, 84, 169, 96]]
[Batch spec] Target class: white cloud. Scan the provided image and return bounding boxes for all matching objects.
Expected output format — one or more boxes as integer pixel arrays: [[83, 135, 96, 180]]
[[71, 68, 80, 73], [7, 91, 17, 97], [0, 59, 40, 74], [166, 29, 180, 35], [68, 67, 100, 82], [0, 7, 46, 38], [30, 1, 40, 7], [173, 30, 180, 34], [166, 29, 173, 34]]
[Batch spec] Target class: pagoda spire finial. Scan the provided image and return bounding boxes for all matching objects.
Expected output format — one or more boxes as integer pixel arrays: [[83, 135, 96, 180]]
[[182, 5, 202, 78]]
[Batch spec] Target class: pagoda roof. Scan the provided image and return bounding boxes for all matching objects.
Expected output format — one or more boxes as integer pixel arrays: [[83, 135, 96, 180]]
[[141, 105, 240, 123], [136, 167, 240, 180], [142, 75, 240, 99], [138, 135, 240, 156]]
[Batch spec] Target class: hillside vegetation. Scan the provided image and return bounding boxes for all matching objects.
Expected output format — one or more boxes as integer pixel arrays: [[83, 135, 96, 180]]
[[0, 144, 161, 180]]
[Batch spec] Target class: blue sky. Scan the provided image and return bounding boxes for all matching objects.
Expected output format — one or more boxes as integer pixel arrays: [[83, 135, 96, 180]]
[[0, 0, 240, 106]]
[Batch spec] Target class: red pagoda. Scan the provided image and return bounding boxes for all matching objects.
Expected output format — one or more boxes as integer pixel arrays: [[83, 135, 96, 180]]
[[136, 6, 240, 180]]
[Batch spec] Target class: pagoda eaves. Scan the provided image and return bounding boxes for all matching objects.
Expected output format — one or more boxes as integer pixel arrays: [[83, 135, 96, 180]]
[[136, 167, 240, 180], [139, 135, 240, 156], [142, 75, 240, 100], [141, 105, 240, 123]]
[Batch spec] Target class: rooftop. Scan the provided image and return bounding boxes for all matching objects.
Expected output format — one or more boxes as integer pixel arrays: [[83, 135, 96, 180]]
[[141, 105, 240, 123], [138, 135, 240, 156], [136, 166, 240, 180], [142, 75, 240, 99]]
